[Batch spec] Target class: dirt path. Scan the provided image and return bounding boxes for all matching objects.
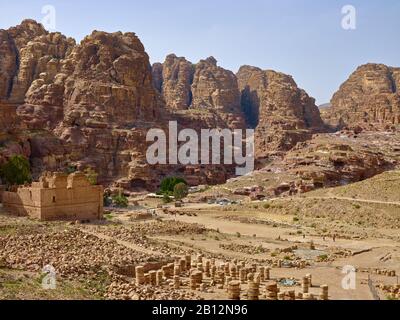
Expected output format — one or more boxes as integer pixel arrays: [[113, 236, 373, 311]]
[[301, 196, 400, 206], [161, 212, 400, 252], [79, 227, 162, 257]]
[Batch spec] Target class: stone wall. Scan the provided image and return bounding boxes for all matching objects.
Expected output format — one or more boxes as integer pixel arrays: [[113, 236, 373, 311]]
[[2, 172, 103, 221]]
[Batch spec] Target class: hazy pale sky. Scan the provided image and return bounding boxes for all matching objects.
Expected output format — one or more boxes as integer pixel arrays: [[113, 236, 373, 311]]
[[1, 0, 399, 104]]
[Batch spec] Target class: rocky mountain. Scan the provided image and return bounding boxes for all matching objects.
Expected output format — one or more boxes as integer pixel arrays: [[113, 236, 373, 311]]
[[237, 65, 325, 159], [4, 20, 396, 193], [0, 20, 164, 189], [0, 20, 250, 190], [152, 54, 194, 110], [323, 63, 400, 130], [153, 55, 245, 130]]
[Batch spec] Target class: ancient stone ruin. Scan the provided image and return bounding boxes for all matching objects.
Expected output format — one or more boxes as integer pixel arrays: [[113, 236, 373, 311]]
[[2, 172, 103, 221]]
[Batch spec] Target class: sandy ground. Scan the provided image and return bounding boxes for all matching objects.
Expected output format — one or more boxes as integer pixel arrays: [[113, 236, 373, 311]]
[[140, 203, 400, 300]]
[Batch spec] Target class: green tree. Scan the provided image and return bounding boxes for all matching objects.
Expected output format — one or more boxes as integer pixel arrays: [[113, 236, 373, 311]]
[[112, 193, 129, 208], [173, 182, 188, 200], [1, 155, 32, 186], [159, 177, 187, 195]]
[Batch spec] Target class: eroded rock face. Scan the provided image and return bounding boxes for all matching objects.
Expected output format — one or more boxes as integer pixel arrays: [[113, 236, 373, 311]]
[[0, 30, 17, 102], [63, 31, 160, 128], [152, 62, 163, 93], [0, 22, 163, 187], [237, 66, 324, 159], [154, 55, 245, 129], [191, 57, 241, 113], [325, 63, 400, 130], [4, 19, 396, 193], [158, 54, 194, 110], [5, 20, 59, 104]]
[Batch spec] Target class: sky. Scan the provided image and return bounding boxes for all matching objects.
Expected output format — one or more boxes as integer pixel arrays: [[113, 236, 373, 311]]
[[1, 0, 399, 104]]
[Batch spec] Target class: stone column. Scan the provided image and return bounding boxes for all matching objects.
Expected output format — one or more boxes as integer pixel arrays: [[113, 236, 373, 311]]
[[320, 285, 329, 300], [265, 281, 278, 300], [228, 281, 241, 300], [135, 266, 145, 285], [247, 281, 260, 300], [302, 276, 310, 294]]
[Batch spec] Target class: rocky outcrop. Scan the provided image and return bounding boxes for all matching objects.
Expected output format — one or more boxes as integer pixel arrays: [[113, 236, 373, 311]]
[[3, 20, 61, 104], [283, 134, 394, 187], [63, 31, 160, 125], [7, 19, 397, 194], [325, 63, 400, 130], [1, 21, 238, 190], [6, 19, 47, 50], [0, 30, 18, 102], [237, 66, 324, 159], [157, 54, 194, 110], [154, 55, 245, 129], [152, 62, 163, 93], [191, 57, 241, 114], [0, 21, 163, 188]]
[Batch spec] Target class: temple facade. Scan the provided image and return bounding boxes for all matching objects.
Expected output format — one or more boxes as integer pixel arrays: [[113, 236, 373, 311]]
[[2, 172, 103, 221]]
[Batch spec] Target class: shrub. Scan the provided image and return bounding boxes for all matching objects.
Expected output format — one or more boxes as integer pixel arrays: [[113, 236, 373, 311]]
[[263, 203, 271, 209], [318, 254, 329, 261], [0, 155, 32, 186], [162, 194, 172, 204], [173, 182, 189, 200], [159, 177, 187, 195], [112, 193, 129, 208]]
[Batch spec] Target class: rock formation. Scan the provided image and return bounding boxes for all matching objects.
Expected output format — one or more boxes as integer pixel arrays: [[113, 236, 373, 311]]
[[191, 57, 241, 113], [237, 66, 324, 159], [0, 21, 164, 188], [324, 63, 400, 130], [3, 19, 395, 193], [0, 20, 247, 190], [154, 55, 244, 129], [152, 62, 163, 93], [156, 54, 194, 110]]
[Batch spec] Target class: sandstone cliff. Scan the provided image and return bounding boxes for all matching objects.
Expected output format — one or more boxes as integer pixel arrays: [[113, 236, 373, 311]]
[[155, 54, 194, 110], [6, 20, 391, 193], [1, 21, 244, 190], [153, 55, 244, 129], [0, 21, 164, 188], [324, 63, 400, 130], [237, 65, 324, 159]]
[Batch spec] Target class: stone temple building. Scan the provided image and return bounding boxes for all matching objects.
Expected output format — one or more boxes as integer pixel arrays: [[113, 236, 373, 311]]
[[1, 172, 103, 221]]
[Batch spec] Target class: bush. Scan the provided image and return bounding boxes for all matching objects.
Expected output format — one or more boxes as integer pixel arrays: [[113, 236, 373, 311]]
[[112, 193, 129, 208], [318, 254, 329, 262], [162, 194, 172, 204], [160, 177, 187, 195], [173, 182, 188, 200], [1, 155, 32, 186]]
